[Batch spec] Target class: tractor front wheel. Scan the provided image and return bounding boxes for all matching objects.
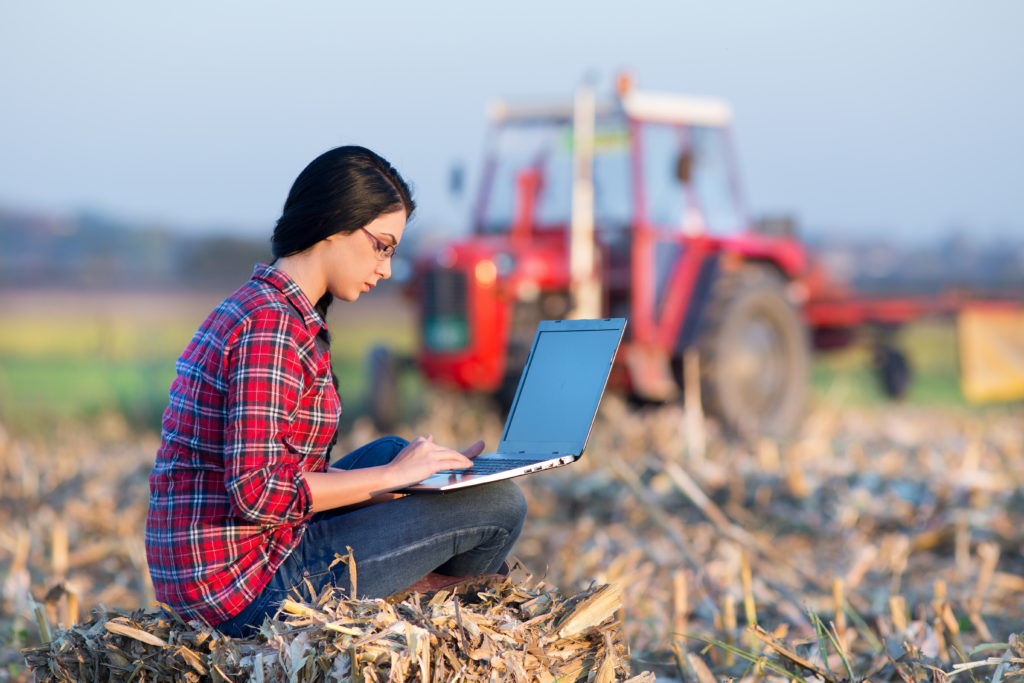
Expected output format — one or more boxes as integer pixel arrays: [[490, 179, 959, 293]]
[[367, 345, 400, 432], [698, 266, 810, 437]]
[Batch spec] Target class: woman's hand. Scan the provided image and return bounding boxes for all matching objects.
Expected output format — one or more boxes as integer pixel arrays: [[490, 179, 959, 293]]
[[385, 435, 481, 486], [305, 436, 487, 512], [460, 439, 485, 459]]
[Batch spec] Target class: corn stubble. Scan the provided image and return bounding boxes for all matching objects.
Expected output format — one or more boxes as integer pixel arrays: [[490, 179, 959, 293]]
[[5, 393, 1024, 681], [23, 578, 646, 682]]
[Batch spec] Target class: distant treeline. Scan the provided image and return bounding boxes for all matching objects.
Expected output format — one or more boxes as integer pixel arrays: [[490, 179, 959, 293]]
[[1, 206, 1022, 295], [805, 232, 1024, 297], [0, 208, 272, 289]]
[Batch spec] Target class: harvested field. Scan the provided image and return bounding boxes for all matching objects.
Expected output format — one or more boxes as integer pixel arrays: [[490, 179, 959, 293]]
[[22, 579, 642, 682], [3, 395, 1024, 680]]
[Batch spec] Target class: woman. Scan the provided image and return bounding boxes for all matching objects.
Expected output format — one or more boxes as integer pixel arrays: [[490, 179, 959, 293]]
[[145, 146, 527, 637]]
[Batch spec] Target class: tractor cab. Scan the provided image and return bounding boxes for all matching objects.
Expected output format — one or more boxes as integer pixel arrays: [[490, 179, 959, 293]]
[[478, 91, 746, 239], [402, 81, 812, 436]]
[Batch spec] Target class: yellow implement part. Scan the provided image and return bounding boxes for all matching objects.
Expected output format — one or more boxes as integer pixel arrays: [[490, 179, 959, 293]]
[[958, 306, 1024, 403]]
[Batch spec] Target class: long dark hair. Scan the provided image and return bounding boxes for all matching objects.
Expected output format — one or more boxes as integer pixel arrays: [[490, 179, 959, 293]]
[[271, 145, 415, 320]]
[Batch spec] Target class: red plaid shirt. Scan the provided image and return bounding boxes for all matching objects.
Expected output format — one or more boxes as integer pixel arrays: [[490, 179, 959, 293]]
[[146, 264, 341, 625]]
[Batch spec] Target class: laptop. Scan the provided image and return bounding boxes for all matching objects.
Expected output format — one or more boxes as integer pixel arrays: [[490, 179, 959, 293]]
[[403, 317, 627, 493]]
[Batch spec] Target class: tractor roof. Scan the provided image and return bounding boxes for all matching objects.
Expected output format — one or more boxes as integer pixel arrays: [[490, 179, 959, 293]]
[[487, 90, 732, 128]]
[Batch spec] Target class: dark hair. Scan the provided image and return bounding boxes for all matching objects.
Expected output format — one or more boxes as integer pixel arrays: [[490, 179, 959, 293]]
[[271, 145, 415, 319]]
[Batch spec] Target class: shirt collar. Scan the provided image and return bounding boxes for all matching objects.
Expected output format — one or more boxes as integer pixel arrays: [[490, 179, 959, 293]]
[[251, 263, 326, 335]]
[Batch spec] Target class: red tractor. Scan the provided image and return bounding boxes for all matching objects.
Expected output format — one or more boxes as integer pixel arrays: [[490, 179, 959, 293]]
[[369, 78, 1007, 436]]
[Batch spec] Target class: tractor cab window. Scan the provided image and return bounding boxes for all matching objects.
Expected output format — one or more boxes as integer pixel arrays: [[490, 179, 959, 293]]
[[639, 122, 686, 229], [637, 122, 744, 235], [592, 123, 632, 233], [478, 119, 632, 235], [479, 122, 572, 234], [690, 125, 744, 234]]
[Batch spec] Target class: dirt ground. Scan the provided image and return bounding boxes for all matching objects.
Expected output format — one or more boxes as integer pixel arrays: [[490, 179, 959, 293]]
[[3, 393, 1023, 680]]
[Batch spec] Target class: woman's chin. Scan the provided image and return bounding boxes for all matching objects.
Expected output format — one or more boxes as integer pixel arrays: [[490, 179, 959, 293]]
[[331, 291, 359, 303], [331, 283, 373, 302]]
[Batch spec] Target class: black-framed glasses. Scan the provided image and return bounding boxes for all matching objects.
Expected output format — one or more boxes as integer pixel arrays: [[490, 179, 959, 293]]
[[360, 227, 397, 260]]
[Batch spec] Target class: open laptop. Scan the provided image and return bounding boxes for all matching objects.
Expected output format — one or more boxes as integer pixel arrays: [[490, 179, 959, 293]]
[[404, 317, 626, 493]]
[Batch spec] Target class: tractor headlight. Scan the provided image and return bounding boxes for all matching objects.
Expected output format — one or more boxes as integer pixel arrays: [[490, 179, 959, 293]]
[[474, 259, 498, 286]]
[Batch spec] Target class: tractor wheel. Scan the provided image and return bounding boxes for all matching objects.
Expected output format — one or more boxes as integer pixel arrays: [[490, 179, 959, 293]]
[[367, 345, 400, 432], [697, 266, 810, 437], [494, 343, 529, 419], [873, 343, 911, 399], [493, 302, 548, 418]]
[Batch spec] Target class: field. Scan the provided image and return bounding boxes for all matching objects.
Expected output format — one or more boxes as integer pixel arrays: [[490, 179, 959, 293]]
[[0, 288, 420, 435], [0, 287, 970, 435], [2, 288, 1023, 680]]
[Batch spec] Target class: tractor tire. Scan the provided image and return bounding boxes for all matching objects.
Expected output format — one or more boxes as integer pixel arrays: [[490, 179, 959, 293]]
[[494, 342, 530, 419], [697, 266, 810, 438], [367, 345, 400, 432], [874, 343, 911, 399]]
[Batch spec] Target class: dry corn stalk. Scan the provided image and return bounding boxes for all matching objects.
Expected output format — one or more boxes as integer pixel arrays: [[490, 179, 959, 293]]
[[24, 578, 643, 682]]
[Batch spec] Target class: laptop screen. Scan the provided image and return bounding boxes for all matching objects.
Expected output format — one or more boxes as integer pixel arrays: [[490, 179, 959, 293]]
[[501, 322, 624, 454]]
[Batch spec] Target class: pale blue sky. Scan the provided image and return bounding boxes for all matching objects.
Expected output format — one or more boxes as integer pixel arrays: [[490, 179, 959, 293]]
[[2, 1, 1022, 242]]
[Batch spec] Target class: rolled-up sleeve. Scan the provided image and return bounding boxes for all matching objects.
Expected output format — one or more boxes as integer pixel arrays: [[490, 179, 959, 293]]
[[223, 308, 315, 526]]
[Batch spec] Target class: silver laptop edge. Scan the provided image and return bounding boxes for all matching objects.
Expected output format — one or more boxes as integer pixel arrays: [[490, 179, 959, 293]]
[[403, 317, 626, 493]]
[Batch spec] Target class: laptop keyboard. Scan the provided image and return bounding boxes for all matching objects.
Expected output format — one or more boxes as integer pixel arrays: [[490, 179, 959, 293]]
[[437, 458, 546, 476]]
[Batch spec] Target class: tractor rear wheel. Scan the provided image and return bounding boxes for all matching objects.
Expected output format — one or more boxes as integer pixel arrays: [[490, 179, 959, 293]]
[[697, 266, 809, 437], [367, 345, 400, 432]]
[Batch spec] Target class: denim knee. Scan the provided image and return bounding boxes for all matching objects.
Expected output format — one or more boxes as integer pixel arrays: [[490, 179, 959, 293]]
[[477, 480, 528, 535], [332, 436, 409, 470]]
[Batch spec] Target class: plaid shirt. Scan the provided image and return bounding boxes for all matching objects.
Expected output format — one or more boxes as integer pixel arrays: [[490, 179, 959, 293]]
[[146, 264, 341, 625]]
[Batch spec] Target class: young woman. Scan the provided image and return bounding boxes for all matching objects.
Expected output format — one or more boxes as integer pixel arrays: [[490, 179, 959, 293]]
[[145, 146, 527, 637]]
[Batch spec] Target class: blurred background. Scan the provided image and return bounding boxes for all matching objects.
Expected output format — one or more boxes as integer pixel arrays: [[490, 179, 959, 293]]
[[2, 0, 1023, 434]]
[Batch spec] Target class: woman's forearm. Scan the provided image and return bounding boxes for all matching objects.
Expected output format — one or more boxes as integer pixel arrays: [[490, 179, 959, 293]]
[[303, 436, 478, 513], [301, 466, 407, 513]]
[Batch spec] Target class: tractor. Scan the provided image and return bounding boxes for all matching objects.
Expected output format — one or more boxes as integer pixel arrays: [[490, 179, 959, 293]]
[[368, 77, 1015, 436]]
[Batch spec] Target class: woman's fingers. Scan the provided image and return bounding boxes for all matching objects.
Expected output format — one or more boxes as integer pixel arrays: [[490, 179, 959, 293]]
[[460, 440, 485, 459], [438, 446, 474, 468], [391, 437, 474, 481]]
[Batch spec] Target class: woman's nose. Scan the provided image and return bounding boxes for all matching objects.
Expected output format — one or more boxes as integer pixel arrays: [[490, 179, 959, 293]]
[[376, 258, 392, 279]]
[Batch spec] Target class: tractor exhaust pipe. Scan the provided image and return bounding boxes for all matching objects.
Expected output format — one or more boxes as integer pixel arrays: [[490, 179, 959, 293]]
[[568, 82, 601, 319]]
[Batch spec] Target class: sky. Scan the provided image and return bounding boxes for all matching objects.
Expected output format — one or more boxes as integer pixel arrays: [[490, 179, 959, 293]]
[[2, 1, 1023, 244]]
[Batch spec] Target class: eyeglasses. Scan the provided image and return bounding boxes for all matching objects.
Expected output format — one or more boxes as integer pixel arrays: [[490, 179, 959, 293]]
[[360, 227, 397, 260]]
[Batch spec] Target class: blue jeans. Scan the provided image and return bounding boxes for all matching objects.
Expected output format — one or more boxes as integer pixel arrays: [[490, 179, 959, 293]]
[[217, 437, 527, 637]]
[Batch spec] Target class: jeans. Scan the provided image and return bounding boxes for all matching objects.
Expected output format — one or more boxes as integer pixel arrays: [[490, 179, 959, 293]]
[[217, 436, 527, 637]]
